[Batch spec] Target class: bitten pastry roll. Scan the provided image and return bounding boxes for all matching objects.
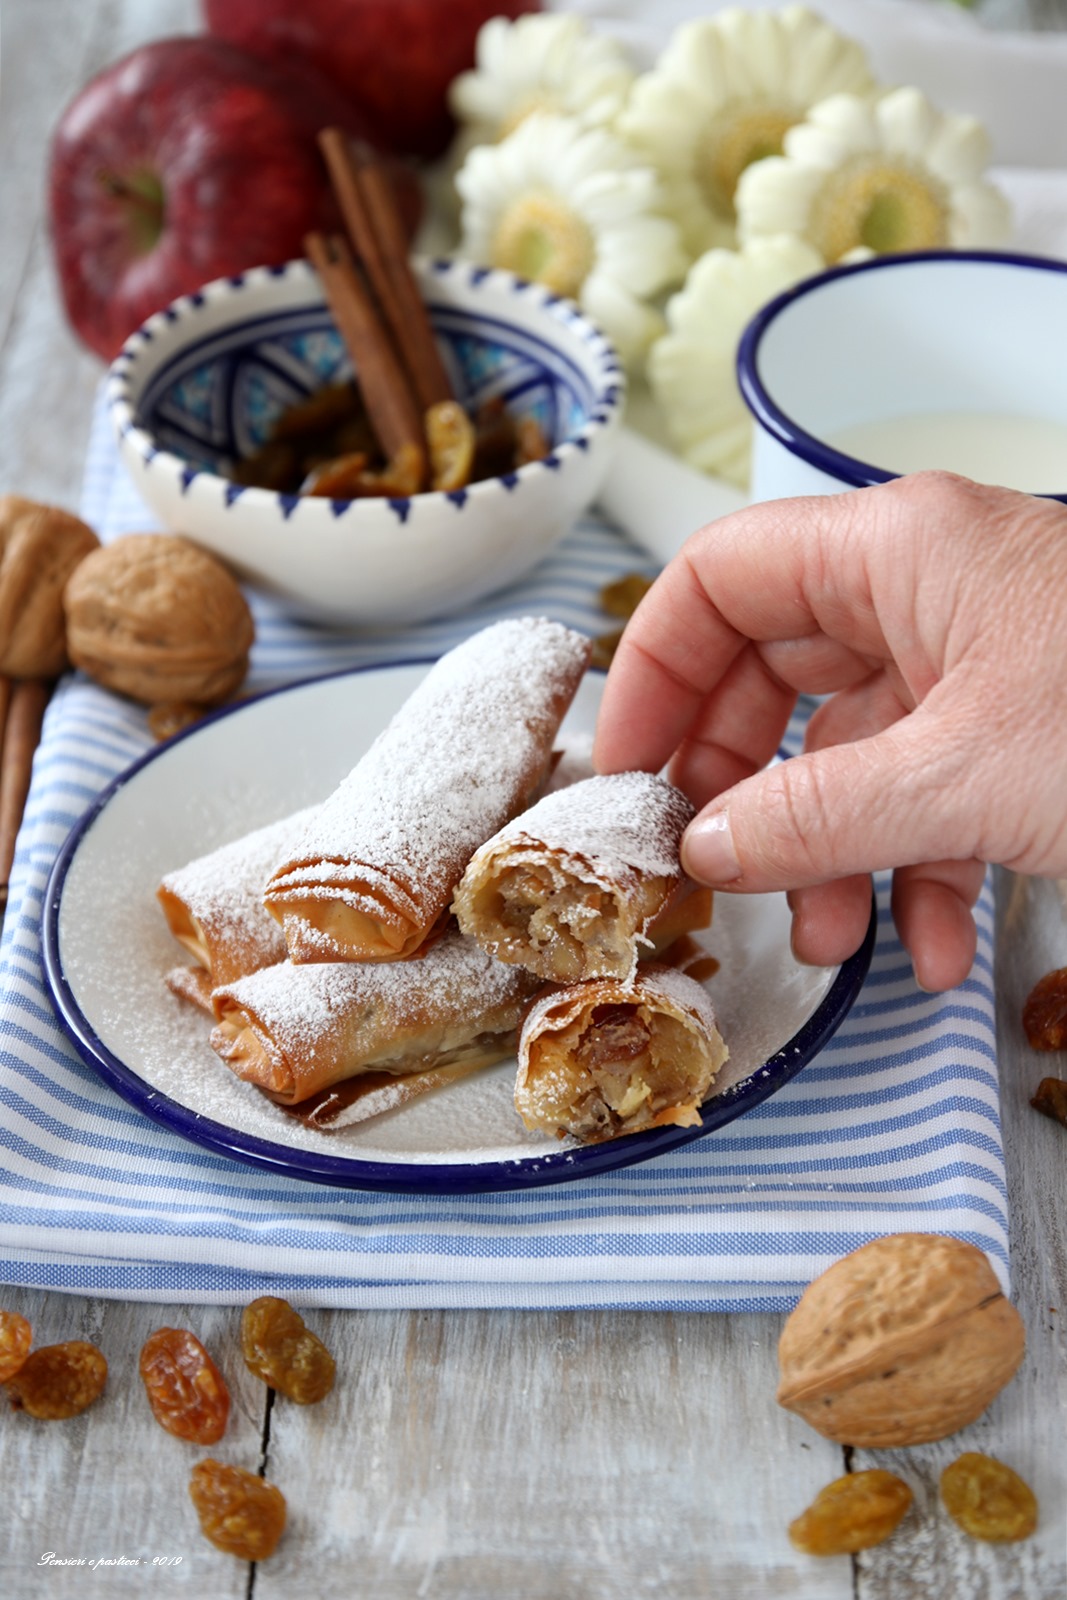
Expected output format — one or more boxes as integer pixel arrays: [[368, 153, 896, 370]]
[[211, 929, 542, 1105], [263, 617, 591, 963], [158, 805, 318, 998], [515, 967, 728, 1143], [452, 771, 696, 982]]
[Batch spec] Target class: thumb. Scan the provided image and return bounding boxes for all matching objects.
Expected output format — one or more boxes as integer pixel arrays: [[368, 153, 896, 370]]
[[680, 714, 976, 891]]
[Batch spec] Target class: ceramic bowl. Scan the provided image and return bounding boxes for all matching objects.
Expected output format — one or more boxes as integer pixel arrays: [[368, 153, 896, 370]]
[[105, 257, 624, 626], [737, 250, 1067, 505]]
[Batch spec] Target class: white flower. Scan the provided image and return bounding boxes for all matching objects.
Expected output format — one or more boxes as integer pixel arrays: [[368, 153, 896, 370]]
[[455, 112, 687, 368], [647, 234, 825, 487], [449, 13, 636, 147], [736, 87, 1012, 262], [617, 6, 874, 258]]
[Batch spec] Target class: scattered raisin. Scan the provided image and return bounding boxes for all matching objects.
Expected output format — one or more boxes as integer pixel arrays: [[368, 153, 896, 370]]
[[590, 628, 624, 670], [1031, 1076, 1067, 1130], [599, 571, 654, 619], [1022, 967, 1067, 1050], [139, 1327, 230, 1444], [940, 1452, 1038, 1542], [147, 701, 204, 742], [788, 1469, 913, 1556], [240, 1296, 335, 1405], [0, 1310, 32, 1382], [6, 1340, 107, 1418], [189, 1460, 286, 1561]]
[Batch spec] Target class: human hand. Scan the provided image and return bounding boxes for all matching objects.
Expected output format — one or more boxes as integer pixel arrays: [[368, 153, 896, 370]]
[[594, 472, 1067, 991]]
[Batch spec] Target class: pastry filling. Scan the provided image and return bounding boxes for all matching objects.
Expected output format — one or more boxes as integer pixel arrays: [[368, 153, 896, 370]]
[[525, 1001, 713, 1140], [492, 863, 620, 980]]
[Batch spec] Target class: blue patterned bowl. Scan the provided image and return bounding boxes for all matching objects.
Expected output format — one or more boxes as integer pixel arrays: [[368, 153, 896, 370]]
[[106, 257, 624, 626]]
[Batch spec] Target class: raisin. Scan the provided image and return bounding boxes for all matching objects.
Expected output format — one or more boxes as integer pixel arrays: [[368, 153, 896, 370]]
[[6, 1340, 107, 1419], [788, 1469, 913, 1556], [1022, 967, 1067, 1049], [1031, 1076, 1067, 1130], [139, 1327, 230, 1444], [189, 1460, 286, 1561], [940, 1452, 1038, 1542], [599, 571, 654, 619], [240, 1296, 335, 1405], [0, 1310, 32, 1382]]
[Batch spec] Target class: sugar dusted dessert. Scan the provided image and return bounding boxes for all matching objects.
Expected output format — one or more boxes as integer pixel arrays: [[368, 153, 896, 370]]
[[211, 929, 541, 1108], [452, 771, 696, 983], [263, 618, 591, 964], [515, 965, 728, 1144]]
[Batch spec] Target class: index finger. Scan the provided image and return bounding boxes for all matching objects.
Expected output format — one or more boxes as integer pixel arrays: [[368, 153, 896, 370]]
[[593, 489, 875, 775]]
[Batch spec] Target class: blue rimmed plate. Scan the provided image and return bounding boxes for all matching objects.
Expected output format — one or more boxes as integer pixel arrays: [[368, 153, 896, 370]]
[[42, 661, 874, 1195]]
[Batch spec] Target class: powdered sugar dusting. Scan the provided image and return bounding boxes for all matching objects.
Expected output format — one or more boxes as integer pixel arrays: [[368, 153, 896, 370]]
[[265, 618, 590, 917], [475, 772, 693, 882], [214, 929, 538, 1064], [542, 732, 596, 793], [159, 804, 318, 977]]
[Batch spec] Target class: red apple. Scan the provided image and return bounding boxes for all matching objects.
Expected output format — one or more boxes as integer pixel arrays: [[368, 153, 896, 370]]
[[48, 35, 421, 361], [202, 0, 541, 161]]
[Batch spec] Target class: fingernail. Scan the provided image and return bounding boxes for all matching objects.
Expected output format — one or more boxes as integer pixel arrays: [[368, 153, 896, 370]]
[[683, 810, 742, 885]]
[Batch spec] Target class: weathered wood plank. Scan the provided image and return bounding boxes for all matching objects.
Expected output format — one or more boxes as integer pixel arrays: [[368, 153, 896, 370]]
[[257, 1307, 852, 1600], [1, 1287, 260, 1598], [854, 870, 1067, 1600]]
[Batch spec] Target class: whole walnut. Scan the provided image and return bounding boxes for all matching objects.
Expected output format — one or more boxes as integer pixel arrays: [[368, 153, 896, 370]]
[[777, 1233, 1025, 1448], [0, 495, 99, 678], [63, 534, 254, 707]]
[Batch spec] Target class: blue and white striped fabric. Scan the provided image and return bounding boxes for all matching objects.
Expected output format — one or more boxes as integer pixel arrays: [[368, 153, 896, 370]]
[[0, 390, 1007, 1310]]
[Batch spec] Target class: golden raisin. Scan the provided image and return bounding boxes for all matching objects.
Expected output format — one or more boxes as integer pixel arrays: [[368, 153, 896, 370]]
[[1022, 967, 1067, 1050], [147, 701, 204, 742], [788, 1469, 913, 1556], [940, 1452, 1038, 1542], [590, 627, 625, 670], [240, 1296, 335, 1405], [139, 1327, 230, 1444], [189, 1460, 286, 1561], [0, 1310, 32, 1382], [6, 1340, 107, 1418], [1031, 1076, 1067, 1130], [599, 571, 654, 620], [427, 400, 476, 491]]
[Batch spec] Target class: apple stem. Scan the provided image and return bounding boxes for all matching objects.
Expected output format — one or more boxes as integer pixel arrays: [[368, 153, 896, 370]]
[[96, 167, 165, 251]]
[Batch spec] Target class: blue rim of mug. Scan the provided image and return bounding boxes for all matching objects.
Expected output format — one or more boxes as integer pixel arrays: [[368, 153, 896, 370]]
[[736, 248, 1067, 504]]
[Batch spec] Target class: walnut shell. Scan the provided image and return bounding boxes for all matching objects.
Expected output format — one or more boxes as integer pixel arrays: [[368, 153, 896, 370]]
[[777, 1233, 1025, 1448], [0, 495, 99, 678], [63, 534, 254, 707]]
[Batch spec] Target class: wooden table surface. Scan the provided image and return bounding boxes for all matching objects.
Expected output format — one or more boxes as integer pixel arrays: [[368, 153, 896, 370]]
[[1, 2, 1065, 1596]]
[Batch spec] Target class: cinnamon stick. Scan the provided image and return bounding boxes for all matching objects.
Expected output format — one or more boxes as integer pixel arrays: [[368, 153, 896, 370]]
[[0, 677, 50, 911], [319, 129, 453, 413], [304, 230, 427, 485]]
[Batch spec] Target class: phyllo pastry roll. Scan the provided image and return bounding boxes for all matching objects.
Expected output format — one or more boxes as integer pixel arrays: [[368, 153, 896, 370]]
[[452, 771, 695, 982], [515, 967, 728, 1143], [158, 805, 318, 993], [263, 617, 591, 963], [210, 929, 541, 1105]]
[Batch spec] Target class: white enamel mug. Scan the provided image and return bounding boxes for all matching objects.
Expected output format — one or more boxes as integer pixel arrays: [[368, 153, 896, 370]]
[[597, 251, 1067, 567], [737, 250, 1067, 506]]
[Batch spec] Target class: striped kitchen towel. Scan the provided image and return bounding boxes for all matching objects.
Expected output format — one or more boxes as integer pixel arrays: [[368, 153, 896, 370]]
[[0, 390, 1007, 1310]]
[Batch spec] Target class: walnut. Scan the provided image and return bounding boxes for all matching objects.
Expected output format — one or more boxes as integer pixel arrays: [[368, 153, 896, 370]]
[[0, 495, 99, 678], [63, 534, 254, 707], [777, 1233, 1025, 1448]]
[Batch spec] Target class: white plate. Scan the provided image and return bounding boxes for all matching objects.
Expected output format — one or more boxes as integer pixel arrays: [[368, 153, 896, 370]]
[[43, 662, 873, 1193]]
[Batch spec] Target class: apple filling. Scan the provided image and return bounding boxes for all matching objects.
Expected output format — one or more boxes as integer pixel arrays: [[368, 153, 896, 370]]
[[487, 862, 625, 981], [523, 999, 716, 1142]]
